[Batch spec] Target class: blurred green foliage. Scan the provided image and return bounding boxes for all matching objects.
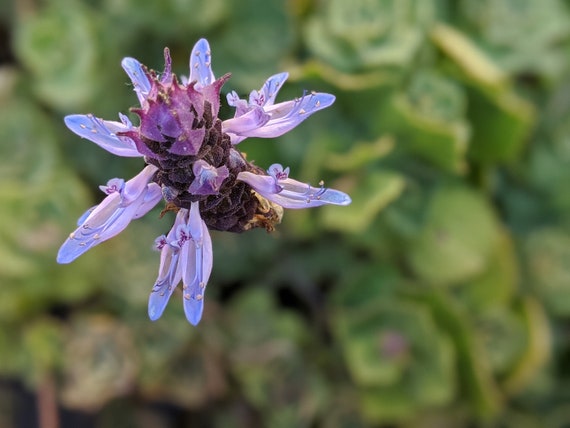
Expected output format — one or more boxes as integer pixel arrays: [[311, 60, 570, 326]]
[[2, 0, 570, 426]]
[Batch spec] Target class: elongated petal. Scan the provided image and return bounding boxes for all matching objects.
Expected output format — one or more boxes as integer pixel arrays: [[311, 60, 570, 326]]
[[148, 210, 187, 321], [148, 250, 181, 321], [64, 114, 141, 157], [189, 38, 215, 88], [182, 202, 213, 325], [121, 165, 158, 205], [121, 57, 152, 105], [248, 93, 335, 139], [57, 193, 132, 263], [222, 106, 270, 138], [223, 92, 335, 142], [57, 167, 160, 263], [133, 183, 162, 219], [237, 171, 351, 209]]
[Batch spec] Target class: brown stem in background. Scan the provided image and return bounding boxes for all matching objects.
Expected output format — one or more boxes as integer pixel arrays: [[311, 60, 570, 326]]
[[37, 374, 59, 428]]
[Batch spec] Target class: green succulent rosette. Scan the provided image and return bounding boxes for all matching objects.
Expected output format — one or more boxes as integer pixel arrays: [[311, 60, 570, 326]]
[[103, 0, 228, 39], [59, 315, 139, 411], [383, 70, 470, 173], [14, 0, 118, 111], [456, 0, 570, 82], [225, 289, 328, 427], [304, 0, 436, 74], [331, 267, 456, 423]]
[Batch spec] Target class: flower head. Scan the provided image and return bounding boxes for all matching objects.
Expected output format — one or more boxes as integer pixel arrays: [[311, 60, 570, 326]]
[[58, 39, 351, 325]]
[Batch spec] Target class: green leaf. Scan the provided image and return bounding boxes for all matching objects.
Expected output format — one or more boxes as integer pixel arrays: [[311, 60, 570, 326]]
[[408, 185, 498, 286], [420, 290, 503, 418], [524, 228, 570, 316], [502, 297, 551, 395], [325, 136, 395, 172], [321, 170, 405, 233], [466, 85, 536, 164], [457, 228, 518, 310], [430, 23, 508, 91], [386, 70, 471, 173]]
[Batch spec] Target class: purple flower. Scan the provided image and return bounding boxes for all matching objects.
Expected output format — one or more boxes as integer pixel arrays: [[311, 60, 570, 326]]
[[58, 39, 351, 325]]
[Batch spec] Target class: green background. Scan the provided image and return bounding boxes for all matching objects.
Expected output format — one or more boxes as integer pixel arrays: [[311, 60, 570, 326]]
[[1, 0, 570, 426]]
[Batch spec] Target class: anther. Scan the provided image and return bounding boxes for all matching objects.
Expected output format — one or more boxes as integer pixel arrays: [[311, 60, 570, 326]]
[[184, 293, 191, 300]]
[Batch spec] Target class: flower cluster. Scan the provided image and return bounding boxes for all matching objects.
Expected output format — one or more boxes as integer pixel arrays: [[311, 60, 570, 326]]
[[57, 39, 351, 325]]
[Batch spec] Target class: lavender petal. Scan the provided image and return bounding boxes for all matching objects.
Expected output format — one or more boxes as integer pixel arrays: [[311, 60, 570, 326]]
[[121, 57, 152, 105], [64, 114, 141, 157], [237, 171, 352, 209], [189, 38, 215, 88]]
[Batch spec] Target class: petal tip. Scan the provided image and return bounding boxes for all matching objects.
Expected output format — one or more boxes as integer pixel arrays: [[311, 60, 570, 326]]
[[184, 297, 204, 326]]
